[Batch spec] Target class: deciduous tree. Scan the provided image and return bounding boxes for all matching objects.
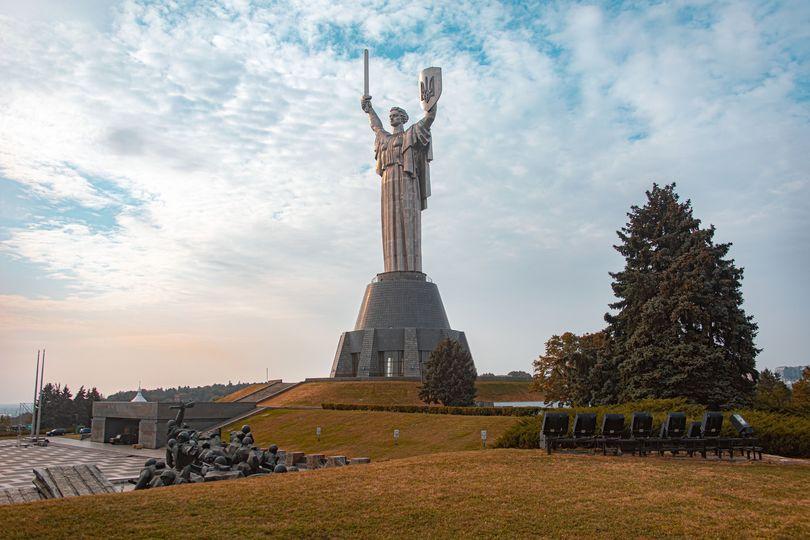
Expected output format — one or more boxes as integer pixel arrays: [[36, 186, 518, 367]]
[[754, 369, 792, 409], [532, 331, 608, 405], [792, 367, 810, 407]]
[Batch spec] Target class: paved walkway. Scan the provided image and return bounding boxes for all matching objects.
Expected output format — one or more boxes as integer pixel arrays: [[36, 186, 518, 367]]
[[0, 440, 159, 490], [50, 436, 164, 459]]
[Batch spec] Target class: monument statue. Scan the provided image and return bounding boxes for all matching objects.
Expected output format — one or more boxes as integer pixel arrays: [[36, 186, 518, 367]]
[[360, 50, 441, 273], [329, 51, 472, 380]]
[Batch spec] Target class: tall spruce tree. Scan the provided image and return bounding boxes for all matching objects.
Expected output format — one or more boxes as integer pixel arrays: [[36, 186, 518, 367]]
[[605, 183, 758, 406], [419, 339, 477, 406]]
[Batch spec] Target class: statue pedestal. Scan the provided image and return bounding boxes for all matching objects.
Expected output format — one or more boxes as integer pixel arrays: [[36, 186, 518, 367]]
[[330, 272, 470, 379]]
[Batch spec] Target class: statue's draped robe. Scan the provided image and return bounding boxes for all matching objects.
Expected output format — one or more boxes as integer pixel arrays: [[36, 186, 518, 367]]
[[373, 119, 432, 273]]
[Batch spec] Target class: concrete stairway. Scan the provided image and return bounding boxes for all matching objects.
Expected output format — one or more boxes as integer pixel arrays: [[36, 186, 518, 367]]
[[235, 381, 299, 403]]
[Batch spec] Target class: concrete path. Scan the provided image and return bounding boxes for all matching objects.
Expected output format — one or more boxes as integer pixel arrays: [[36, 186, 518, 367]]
[[0, 439, 159, 490], [49, 436, 164, 459]]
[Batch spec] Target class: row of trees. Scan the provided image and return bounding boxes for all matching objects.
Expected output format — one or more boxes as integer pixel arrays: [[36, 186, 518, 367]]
[[533, 184, 760, 408], [478, 371, 532, 380], [36, 384, 104, 430], [107, 382, 253, 402]]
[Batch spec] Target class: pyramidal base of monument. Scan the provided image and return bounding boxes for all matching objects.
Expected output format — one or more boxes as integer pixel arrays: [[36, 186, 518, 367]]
[[330, 271, 471, 379]]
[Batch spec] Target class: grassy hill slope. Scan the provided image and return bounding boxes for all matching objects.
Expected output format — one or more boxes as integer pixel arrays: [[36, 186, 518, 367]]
[[259, 380, 543, 407], [216, 382, 271, 402], [2, 450, 808, 539], [224, 408, 520, 461]]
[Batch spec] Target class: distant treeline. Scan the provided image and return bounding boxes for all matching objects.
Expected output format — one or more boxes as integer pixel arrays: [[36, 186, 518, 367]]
[[478, 371, 532, 380], [106, 382, 255, 403], [27, 384, 103, 431]]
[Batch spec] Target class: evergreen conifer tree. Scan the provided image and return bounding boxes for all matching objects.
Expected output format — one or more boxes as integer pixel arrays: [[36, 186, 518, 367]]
[[418, 339, 477, 406], [605, 183, 758, 406], [73, 386, 89, 426]]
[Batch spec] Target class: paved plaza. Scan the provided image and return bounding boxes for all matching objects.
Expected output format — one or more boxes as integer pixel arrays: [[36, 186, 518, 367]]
[[0, 440, 156, 490]]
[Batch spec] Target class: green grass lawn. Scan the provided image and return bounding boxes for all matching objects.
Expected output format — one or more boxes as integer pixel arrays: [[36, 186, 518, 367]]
[[2, 450, 807, 539], [224, 408, 520, 461], [259, 380, 542, 407]]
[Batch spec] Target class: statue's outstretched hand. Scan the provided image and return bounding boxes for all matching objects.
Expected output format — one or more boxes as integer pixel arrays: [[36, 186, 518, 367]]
[[361, 95, 372, 113]]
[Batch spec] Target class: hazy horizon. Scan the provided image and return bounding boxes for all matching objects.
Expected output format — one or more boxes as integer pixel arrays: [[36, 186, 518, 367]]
[[1, 1, 809, 402]]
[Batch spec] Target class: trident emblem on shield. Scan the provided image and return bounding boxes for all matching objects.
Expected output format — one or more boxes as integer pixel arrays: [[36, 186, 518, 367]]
[[419, 67, 442, 111]]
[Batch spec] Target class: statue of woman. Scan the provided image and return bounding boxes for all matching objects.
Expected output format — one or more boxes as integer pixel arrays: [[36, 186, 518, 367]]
[[361, 95, 436, 273]]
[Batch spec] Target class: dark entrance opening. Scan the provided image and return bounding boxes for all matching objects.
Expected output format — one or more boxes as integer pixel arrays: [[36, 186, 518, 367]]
[[105, 417, 140, 444]]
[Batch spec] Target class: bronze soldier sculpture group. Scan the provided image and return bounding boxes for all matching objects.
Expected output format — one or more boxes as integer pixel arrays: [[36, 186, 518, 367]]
[[134, 402, 288, 490]]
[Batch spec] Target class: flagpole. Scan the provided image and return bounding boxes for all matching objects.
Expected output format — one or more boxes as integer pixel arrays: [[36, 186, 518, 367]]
[[31, 350, 40, 439], [35, 348, 45, 440]]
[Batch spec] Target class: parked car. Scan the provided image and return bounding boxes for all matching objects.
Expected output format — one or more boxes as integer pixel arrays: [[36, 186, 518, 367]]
[[46, 428, 66, 436], [109, 433, 137, 445], [79, 427, 91, 434]]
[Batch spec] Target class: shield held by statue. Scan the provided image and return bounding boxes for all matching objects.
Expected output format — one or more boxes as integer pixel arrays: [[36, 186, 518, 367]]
[[419, 67, 442, 111]]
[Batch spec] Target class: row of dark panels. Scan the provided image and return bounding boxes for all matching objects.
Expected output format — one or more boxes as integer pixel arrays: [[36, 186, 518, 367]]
[[541, 411, 762, 460]]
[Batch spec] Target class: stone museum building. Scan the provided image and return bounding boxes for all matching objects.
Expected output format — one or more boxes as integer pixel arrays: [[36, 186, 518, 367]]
[[91, 401, 254, 449]]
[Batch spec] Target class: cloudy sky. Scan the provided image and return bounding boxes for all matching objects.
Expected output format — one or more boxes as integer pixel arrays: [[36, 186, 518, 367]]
[[1, 0, 808, 402]]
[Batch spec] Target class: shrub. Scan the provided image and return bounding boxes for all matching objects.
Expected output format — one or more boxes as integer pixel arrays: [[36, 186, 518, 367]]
[[321, 403, 541, 417], [493, 399, 810, 458]]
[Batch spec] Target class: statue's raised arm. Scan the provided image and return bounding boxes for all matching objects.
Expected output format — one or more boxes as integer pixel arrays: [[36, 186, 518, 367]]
[[361, 95, 384, 134], [420, 103, 437, 130]]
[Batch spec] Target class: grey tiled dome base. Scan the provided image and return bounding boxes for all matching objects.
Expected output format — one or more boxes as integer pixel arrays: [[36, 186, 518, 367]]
[[331, 271, 470, 378]]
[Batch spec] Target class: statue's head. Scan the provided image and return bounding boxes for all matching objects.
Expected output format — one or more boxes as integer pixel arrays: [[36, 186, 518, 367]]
[[389, 107, 408, 127]]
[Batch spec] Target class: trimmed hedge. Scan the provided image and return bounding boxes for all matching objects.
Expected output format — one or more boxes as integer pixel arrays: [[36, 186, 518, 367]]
[[493, 399, 810, 458], [321, 403, 541, 417]]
